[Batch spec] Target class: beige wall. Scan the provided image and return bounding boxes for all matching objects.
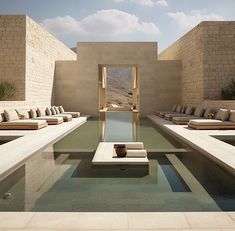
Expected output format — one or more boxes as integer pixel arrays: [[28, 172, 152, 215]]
[[159, 24, 204, 106], [203, 22, 235, 100], [55, 42, 181, 116], [159, 21, 235, 109], [0, 15, 26, 101], [0, 15, 76, 110]]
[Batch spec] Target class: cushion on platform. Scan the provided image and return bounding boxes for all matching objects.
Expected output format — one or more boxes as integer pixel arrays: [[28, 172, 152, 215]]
[[215, 109, 230, 121], [4, 109, 19, 122], [59, 105, 65, 113], [46, 107, 52, 116], [194, 106, 204, 117], [37, 107, 46, 117], [185, 106, 194, 115]]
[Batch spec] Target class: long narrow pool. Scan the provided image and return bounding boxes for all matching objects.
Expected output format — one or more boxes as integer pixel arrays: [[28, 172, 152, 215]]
[[1, 112, 235, 212]]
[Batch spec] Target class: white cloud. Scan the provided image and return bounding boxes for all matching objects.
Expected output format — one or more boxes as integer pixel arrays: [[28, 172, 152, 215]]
[[156, 0, 168, 6], [167, 10, 224, 30], [41, 9, 160, 37], [114, 0, 168, 7]]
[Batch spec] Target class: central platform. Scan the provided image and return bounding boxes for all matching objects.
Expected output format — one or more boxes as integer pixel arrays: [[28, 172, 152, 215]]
[[92, 142, 149, 166]]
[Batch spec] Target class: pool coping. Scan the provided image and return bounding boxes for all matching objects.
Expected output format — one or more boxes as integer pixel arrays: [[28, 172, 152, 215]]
[[147, 115, 235, 176], [0, 117, 87, 181]]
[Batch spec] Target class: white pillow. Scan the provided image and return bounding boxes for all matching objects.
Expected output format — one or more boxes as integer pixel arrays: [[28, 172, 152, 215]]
[[30, 109, 37, 118], [16, 109, 30, 119], [4, 109, 19, 121], [59, 105, 65, 113], [37, 107, 46, 117], [46, 107, 52, 116], [216, 109, 230, 121]]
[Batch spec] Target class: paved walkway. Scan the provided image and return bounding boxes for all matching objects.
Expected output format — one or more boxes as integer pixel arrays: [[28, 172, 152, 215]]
[[148, 115, 235, 176], [1, 211, 235, 230]]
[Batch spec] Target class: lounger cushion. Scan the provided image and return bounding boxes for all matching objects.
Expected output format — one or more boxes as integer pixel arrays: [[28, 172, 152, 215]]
[[50, 107, 56, 115], [4, 109, 19, 122], [30, 109, 37, 118], [0, 120, 47, 126], [165, 113, 184, 119], [59, 106, 65, 113], [181, 106, 186, 113], [53, 106, 60, 114], [185, 106, 194, 115], [189, 119, 235, 126], [229, 111, 235, 122], [16, 109, 30, 119], [59, 114, 72, 119], [216, 109, 230, 121], [203, 108, 213, 118], [171, 104, 177, 112], [173, 116, 200, 122], [194, 106, 204, 117], [37, 107, 46, 117], [0, 112, 3, 122], [176, 105, 182, 113], [46, 107, 52, 116], [159, 111, 178, 117], [35, 116, 63, 123], [62, 112, 80, 118]]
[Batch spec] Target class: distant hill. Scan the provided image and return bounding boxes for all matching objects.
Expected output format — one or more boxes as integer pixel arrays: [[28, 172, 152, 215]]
[[106, 67, 132, 107]]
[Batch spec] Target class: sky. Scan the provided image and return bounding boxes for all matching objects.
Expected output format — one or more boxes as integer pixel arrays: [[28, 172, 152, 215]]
[[0, 0, 234, 52]]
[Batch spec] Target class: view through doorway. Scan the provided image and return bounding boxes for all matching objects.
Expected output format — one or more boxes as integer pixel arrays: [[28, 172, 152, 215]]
[[99, 65, 139, 112]]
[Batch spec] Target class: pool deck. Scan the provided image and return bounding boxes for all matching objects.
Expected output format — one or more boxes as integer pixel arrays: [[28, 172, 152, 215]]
[[1, 115, 235, 230], [148, 115, 235, 176], [1, 211, 235, 230]]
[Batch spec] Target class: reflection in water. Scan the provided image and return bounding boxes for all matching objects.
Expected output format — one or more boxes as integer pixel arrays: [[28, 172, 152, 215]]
[[100, 112, 138, 142]]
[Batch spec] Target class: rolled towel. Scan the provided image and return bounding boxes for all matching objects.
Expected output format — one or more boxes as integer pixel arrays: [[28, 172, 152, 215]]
[[126, 149, 147, 158], [125, 143, 144, 150]]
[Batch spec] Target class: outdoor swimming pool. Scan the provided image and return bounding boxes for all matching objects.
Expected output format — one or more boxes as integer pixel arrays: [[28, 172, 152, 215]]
[[0, 112, 235, 212]]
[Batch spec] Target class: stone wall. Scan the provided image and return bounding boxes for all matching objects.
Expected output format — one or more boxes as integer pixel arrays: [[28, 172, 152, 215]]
[[203, 22, 235, 100], [0, 15, 76, 110], [159, 24, 204, 106], [0, 15, 26, 101], [202, 100, 235, 110], [55, 42, 181, 116], [25, 16, 76, 107], [159, 21, 235, 108]]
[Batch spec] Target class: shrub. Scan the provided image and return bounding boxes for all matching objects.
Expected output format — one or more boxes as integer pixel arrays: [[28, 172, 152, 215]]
[[0, 81, 16, 100], [221, 80, 235, 100]]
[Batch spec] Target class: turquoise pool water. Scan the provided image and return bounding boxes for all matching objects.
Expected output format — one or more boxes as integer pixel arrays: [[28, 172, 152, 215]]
[[1, 112, 235, 212]]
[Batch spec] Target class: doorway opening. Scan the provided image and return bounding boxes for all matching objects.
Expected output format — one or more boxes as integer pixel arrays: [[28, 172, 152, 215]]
[[99, 65, 139, 112]]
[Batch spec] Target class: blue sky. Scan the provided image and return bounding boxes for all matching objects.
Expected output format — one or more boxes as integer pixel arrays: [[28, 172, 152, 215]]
[[0, 0, 234, 52]]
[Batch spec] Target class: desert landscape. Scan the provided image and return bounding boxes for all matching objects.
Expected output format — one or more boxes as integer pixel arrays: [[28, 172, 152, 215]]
[[106, 67, 133, 108]]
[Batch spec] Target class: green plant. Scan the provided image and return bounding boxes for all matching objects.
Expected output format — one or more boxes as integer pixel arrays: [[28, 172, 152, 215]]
[[221, 79, 235, 100], [0, 81, 16, 100]]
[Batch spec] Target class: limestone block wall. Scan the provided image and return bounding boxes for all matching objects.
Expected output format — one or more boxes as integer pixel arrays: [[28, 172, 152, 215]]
[[0, 15, 26, 101], [202, 100, 235, 110], [55, 42, 181, 116], [159, 21, 235, 108], [0, 15, 76, 110], [159, 24, 204, 106], [203, 22, 235, 100], [25, 16, 76, 107]]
